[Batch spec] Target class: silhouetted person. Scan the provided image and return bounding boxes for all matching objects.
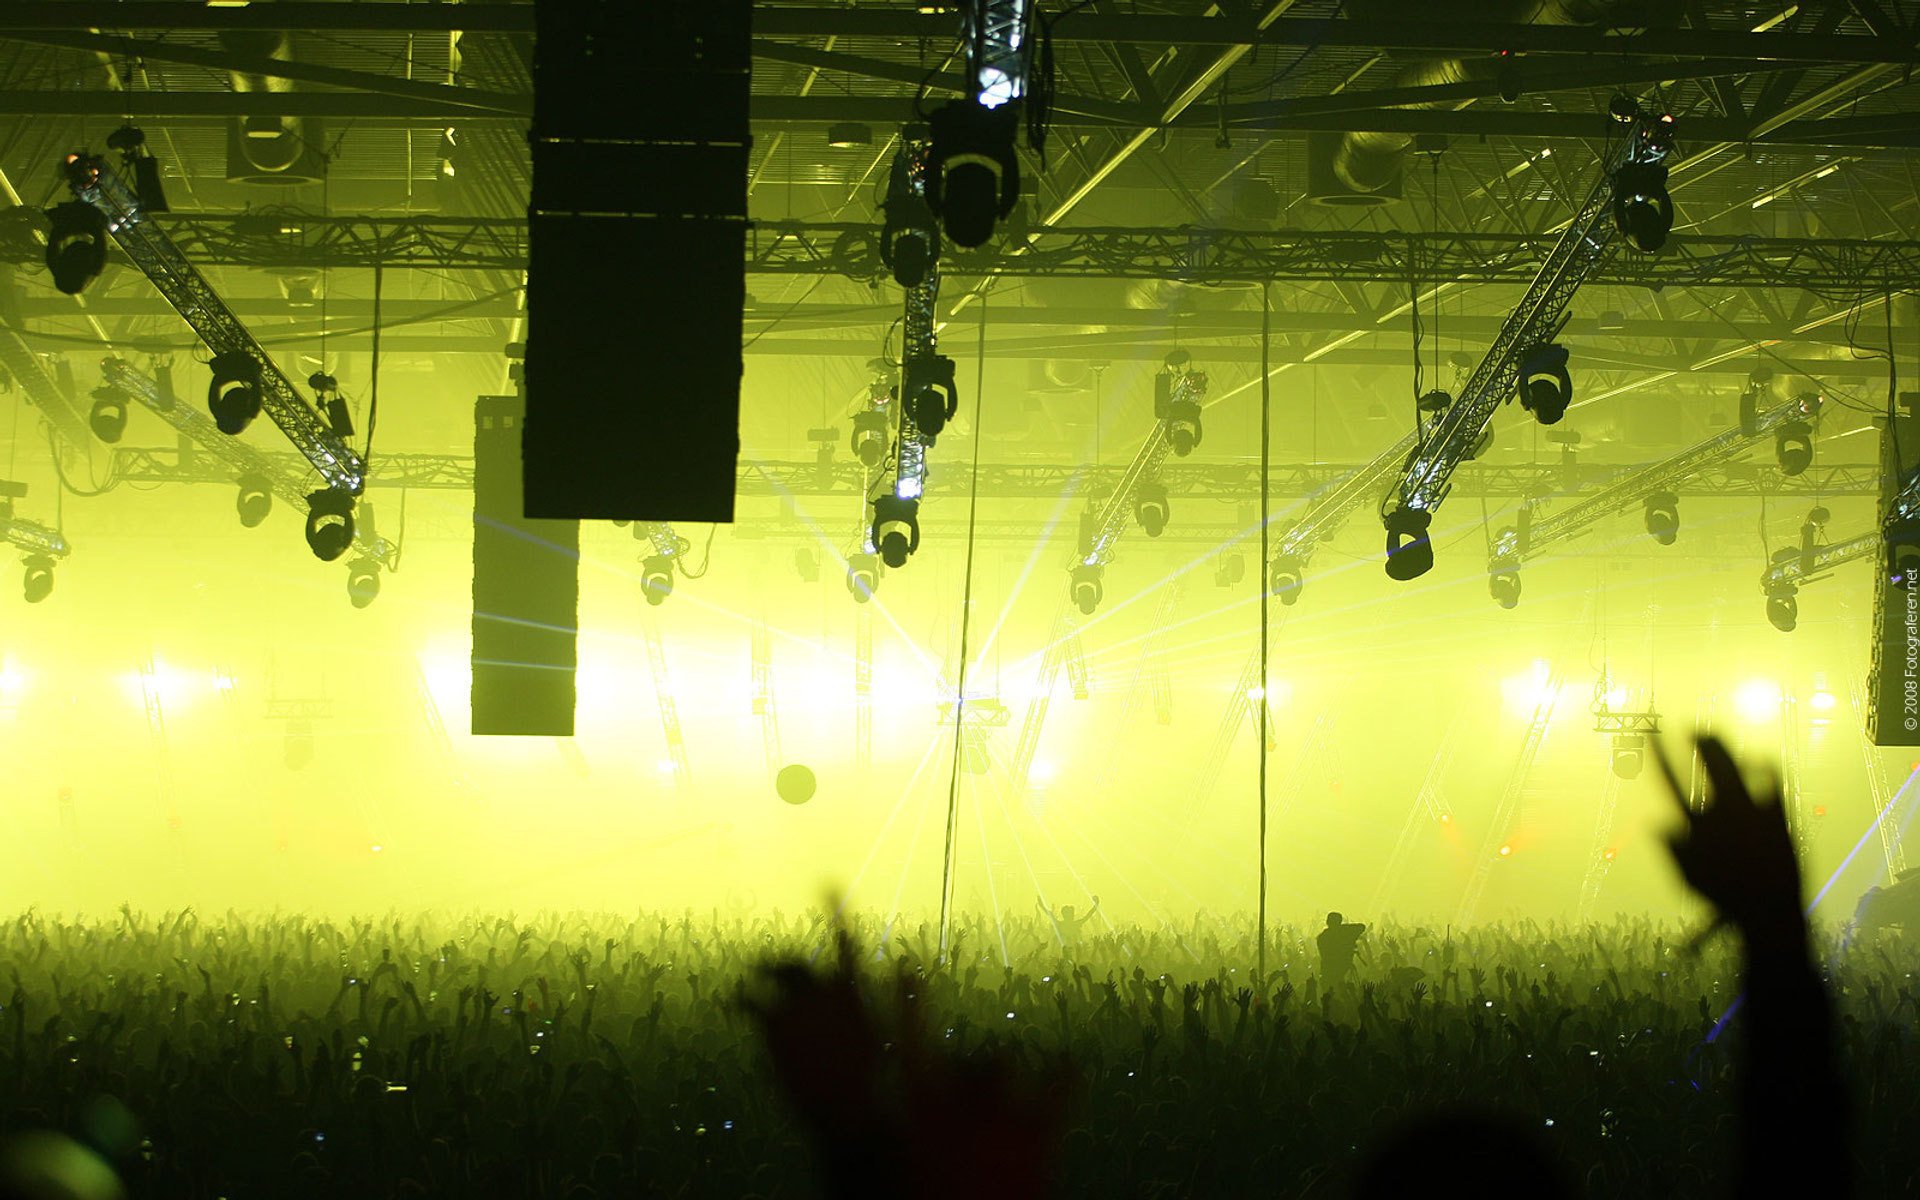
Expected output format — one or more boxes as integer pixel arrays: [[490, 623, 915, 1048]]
[[1039, 894, 1099, 949], [1316, 911, 1365, 989]]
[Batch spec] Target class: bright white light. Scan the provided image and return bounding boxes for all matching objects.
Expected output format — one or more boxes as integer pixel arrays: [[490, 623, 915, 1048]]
[[1501, 659, 1556, 716], [120, 661, 194, 710], [896, 475, 923, 501], [1733, 680, 1782, 724], [213, 672, 237, 692], [977, 67, 1018, 109], [655, 758, 676, 775], [0, 662, 29, 699], [1810, 689, 1837, 712], [1602, 686, 1629, 709], [1246, 686, 1266, 701], [1751, 194, 1776, 209], [1030, 760, 1058, 784], [1813, 165, 1838, 180], [370, 844, 384, 854]]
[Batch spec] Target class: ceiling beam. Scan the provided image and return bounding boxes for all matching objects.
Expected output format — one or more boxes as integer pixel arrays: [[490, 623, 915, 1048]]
[[0, 3, 537, 32]]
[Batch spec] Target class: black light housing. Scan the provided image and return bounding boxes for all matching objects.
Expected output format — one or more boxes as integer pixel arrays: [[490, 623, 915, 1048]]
[[879, 137, 941, 288], [904, 353, 957, 441], [851, 409, 891, 468], [1070, 563, 1104, 616], [21, 555, 54, 604], [1643, 491, 1680, 545], [346, 558, 381, 608], [641, 555, 675, 606], [872, 495, 920, 569], [1775, 420, 1814, 476], [88, 384, 129, 443], [1766, 585, 1798, 633], [925, 99, 1021, 249], [1516, 343, 1573, 425], [107, 124, 168, 214], [1611, 160, 1673, 252], [207, 351, 263, 436], [1383, 505, 1434, 581], [303, 488, 356, 562], [1268, 555, 1303, 605], [1134, 481, 1169, 537], [235, 476, 273, 527], [1489, 568, 1522, 609], [847, 552, 881, 603], [44, 201, 108, 296]]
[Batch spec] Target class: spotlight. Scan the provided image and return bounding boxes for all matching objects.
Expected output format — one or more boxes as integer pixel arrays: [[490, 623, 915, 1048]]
[[1643, 491, 1679, 545], [303, 489, 356, 562], [207, 351, 263, 436], [1765, 585, 1798, 633], [1611, 160, 1672, 252], [1493, 50, 1521, 103], [1775, 420, 1814, 476], [1489, 568, 1522, 609], [1070, 563, 1104, 615], [21, 554, 54, 604], [826, 122, 872, 149], [641, 554, 675, 606], [107, 124, 169, 213], [1134, 481, 1170, 537], [847, 552, 881, 602], [1268, 556, 1303, 605], [851, 409, 891, 468], [346, 558, 381, 608], [1516, 343, 1572, 425], [1383, 505, 1434, 581], [235, 476, 273, 527], [1611, 733, 1645, 780], [1164, 398, 1203, 456], [904, 353, 957, 441], [44, 201, 108, 295], [926, 99, 1021, 248], [872, 495, 920, 568], [87, 384, 129, 443], [879, 161, 940, 290]]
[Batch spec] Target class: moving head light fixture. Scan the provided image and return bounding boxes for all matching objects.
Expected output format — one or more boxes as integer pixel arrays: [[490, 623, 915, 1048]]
[[88, 384, 130, 443], [925, 0, 1030, 248], [1517, 343, 1573, 425], [207, 351, 263, 436], [872, 495, 920, 569]]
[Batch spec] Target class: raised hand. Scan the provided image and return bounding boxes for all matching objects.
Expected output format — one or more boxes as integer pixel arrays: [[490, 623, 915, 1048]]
[[1653, 735, 1804, 944]]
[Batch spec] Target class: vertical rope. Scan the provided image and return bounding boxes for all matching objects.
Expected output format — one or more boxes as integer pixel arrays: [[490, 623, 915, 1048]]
[[937, 291, 988, 959], [1258, 279, 1272, 982]]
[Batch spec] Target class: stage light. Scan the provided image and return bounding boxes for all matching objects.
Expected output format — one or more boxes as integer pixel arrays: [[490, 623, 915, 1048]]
[[826, 123, 872, 149], [1611, 160, 1672, 252], [1516, 343, 1572, 425], [1489, 568, 1522, 609], [640, 555, 675, 606], [1498, 843, 1513, 857], [846, 552, 881, 602], [1165, 398, 1203, 456], [1611, 733, 1645, 780], [107, 124, 169, 214], [44, 200, 108, 295], [904, 353, 957, 442], [1134, 481, 1169, 537], [1734, 679, 1782, 723], [1268, 555, 1303, 605], [926, 99, 1021, 248], [87, 384, 129, 443], [207, 351, 263, 435], [851, 409, 891, 468], [1775, 420, 1814, 475], [235, 476, 273, 527], [1602, 847, 1617, 861], [1070, 563, 1104, 615], [872, 496, 920, 568], [1810, 689, 1837, 713], [346, 558, 381, 608], [879, 145, 940, 289], [1766, 585, 1798, 632], [1502, 659, 1556, 716], [1643, 492, 1679, 545], [21, 555, 54, 604], [303, 488, 356, 562], [1383, 505, 1434, 581]]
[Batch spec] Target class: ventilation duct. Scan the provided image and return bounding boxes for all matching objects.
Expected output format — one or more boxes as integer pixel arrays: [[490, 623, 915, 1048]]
[[220, 29, 327, 185], [1312, 0, 1607, 204]]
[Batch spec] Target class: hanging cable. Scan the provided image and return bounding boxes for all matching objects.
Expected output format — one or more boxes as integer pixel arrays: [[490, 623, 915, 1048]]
[[363, 262, 382, 469], [1258, 278, 1272, 982], [938, 290, 989, 959]]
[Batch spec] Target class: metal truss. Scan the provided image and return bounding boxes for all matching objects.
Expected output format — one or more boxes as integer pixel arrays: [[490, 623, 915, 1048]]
[[1388, 113, 1675, 567], [64, 153, 367, 496], [1487, 393, 1824, 598], [0, 316, 91, 450], [107, 448, 1883, 499], [1070, 362, 1206, 607], [1760, 528, 1877, 592], [101, 358, 397, 566], [1456, 667, 1562, 926], [1, 512, 68, 560], [23, 214, 1918, 291]]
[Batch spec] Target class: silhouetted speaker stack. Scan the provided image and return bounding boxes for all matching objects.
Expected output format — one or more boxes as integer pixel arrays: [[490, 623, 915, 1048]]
[[524, 0, 750, 523], [1868, 393, 1920, 745], [473, 393, 579, 736]]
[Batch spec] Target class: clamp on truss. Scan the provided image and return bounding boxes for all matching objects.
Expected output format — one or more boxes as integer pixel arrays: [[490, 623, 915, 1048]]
[[1485, 390, 1822, 607], [1067, 351, 1205, 615], [1383, 105, 1676, 581], [57, 141, 368, 561]]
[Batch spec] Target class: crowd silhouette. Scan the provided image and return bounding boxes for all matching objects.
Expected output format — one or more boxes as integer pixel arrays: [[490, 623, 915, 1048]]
[[0, 737, 1909, 1197]]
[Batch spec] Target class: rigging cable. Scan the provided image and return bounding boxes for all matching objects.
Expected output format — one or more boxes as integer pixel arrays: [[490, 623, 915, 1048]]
[[1258, 278, 1272, 982], [938, 290, 990, 959]]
